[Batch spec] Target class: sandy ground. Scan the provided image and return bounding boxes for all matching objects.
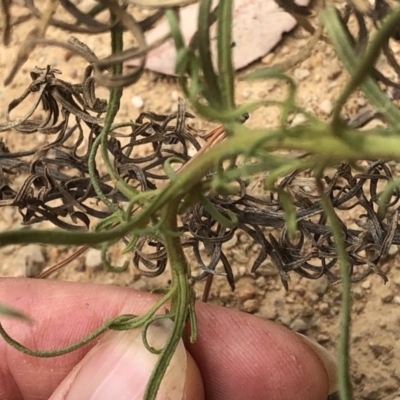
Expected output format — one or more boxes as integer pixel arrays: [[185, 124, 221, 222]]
[[1, 2, 400, 399]]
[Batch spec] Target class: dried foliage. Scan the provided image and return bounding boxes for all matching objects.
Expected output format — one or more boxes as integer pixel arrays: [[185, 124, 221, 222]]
[[3, 1, 400, 399], [0, 65, 399, 292]]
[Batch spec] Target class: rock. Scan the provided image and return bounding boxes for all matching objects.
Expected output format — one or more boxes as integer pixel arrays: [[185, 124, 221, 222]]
[[311, 276, 329, 296], [316, 333, 330, 343], [279, 315, 292, 327], [318, 302, 330, 315], [368, 342, 391, 358], [356, 97, 367, 107], [219, 290, 232, 302], [239, 233, 250, 243], [388, 244, 399, 256], [291, 113, 307, 126], [290, 318, 309, 333], [382, 292, 394, 304], [258, 307, 278, 320], [361, 280, 371, 290], [308, 293, 319, 304], [319, 99, 333, 115], [328, 65, 342, 80], [242, 299, 259, 313], [294, 68, 310, 81], [294, 285, 306, 297], [301, 305, 314, 317], [255, 276, 267, 288], [131, 95, 144, 109], [17, 245, 46, 277], [353, 303, 365, 314], [285, 296, 295, 304], [393, 296, 400, 305], [85, 248, 103, 269], [261, 53, 275, 65], [353, 287, 365, 300], [237, 282, 256, 301]]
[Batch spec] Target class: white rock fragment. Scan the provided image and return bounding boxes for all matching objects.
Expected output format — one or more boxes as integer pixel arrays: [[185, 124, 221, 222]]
[[85, 248, 103, 269], [131, 95, 144, 109], [16, 245, 45, 277], [291, 113, 307, 126], [294, 68, 310, 81], [319, 99, 333, 115]]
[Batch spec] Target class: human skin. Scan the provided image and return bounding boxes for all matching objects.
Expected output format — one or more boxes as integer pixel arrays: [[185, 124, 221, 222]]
[[0, 278, 330, 400]]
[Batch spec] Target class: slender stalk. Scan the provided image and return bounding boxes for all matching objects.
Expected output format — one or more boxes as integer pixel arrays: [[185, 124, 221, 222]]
[[317, 176, 353, 400], [144, 200, 192, 399]]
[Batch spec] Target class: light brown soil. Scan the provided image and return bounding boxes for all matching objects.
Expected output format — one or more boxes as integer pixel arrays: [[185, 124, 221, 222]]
[[1, 3, 400, 400]]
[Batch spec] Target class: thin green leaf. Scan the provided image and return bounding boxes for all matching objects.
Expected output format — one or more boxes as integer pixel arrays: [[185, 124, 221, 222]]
[[322, 6, 400, 130], [199, 194, 237, 228], [377, 178, 400, 220], [217, 0, 235, 112]]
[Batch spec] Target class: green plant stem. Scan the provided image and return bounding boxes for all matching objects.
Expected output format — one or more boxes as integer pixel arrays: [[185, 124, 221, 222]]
[[88, 14, 140, 213], [4, 123, 400, 247], [316, 175, 353, 400], [0, 287, 175, 357], [144, 200, 192, 400], [323, 6, 400, 130]]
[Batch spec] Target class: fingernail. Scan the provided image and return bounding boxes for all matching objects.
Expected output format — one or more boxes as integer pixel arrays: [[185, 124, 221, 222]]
[[65, 319, 187, 400], [295, 333, 338, 394]]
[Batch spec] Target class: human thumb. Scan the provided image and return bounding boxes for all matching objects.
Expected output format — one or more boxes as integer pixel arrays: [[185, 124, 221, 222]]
[[49, 319, 204, 400]]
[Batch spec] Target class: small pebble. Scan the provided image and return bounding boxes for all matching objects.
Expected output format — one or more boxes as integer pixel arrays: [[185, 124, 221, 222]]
[[242, 299, 259, 313], [237, 283, 256, 302], [290, 318, 309, 333], [170, 90, 179, 101], [311, 277, 329, 296], [131, 95, 144, 109], [308, 293, 319, 304], [258, 307, 278, 320], [301, 305, 314, 317], [319, 99, 333, 115], [316, 334, 330, 343], [219, 290, 232, 302], [285, 296, 295, 304], [255, 276, 267, 288], [294, 285, 306, 297], [291, 113, 307, 126], [356, 97, 367, 107], [382, 293, 394, 303], [279, 315, 292, 327], [368, 342, 389, 358], [239, 233, 249, 243], [294, 68, 310, 81], [393, 296, 400, 305], [328, 66, 342, 80], [353, 287, 365, 300], [318, 302, 330, 315], [261, 53, 275, 65], [388, 244, 399, 256], [361, 280, 371, 290], [85, 248, 103, 269], [16, 245, 46, 277]]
